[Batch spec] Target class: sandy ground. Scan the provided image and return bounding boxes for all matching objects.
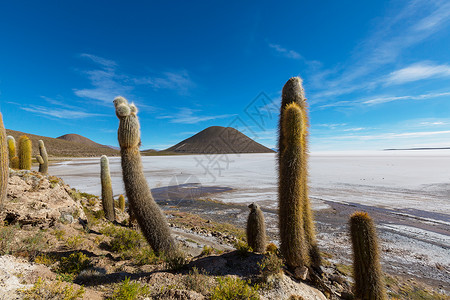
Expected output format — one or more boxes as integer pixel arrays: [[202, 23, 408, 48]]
[[47, 151, 450, 292]]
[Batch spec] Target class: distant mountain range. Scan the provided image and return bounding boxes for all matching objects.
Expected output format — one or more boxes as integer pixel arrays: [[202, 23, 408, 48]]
[[384, 147, 450, 151], [6, 126, 274, 157]]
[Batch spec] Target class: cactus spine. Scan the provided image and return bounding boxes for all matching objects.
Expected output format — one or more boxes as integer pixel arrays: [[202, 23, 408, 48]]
[[278, 77, 321, 270], [114, 96, 177, 255], [0, 113, 8, 210], [100, 155, 115, 222], [18, 135, 32, 170], [246, 203, 266, 253], [350, 212, 386, 300], [36, 140, 48, 174], [118, 194, 125, 212]]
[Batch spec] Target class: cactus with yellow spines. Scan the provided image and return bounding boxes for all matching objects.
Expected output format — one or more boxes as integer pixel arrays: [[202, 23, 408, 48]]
[[7, 136, 19, 169], [350, 212, 386, 300], [18, 135, 32, 170], [278, 102, 309, 268], [278, 77, 321, 270], [36, 140, 48, 174], [114, 96, 177, 255], [246, 202, 266, 253], [100, 155, 115, 222], [118, 194, 125, 212], [0, 113, 8, 210]]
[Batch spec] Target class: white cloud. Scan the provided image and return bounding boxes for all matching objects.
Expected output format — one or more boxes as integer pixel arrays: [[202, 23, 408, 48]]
[[328, 130, 450, 141], [268, 43, 302, 60], [79, 53, 117, 69], [20, 105, 104, 119], [362, 91, 450, 105], [158, 108, 235, 124], [385, 62, 450, 85]]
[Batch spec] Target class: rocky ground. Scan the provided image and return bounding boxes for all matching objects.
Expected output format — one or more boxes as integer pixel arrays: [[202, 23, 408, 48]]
[[0, 170, 447, 299]]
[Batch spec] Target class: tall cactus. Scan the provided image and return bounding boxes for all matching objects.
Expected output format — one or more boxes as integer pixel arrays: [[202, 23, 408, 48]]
[[350, 212, 386, 300], [278, 102, 309, 268], [278, 77, 321, 270], [0, 113, 8, 210], [100, 155, 115, 222], [114, 96, 177, 255], [36, 140, 48, 174], [246, 203, 266, 253], [7, 136, 16, 166], [118, 194, 125, 212], [18, 135, 32, 170]]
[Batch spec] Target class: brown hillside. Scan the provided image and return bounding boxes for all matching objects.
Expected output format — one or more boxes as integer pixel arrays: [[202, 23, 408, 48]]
[[164, 126, 275, 154], [6, 129, 119, 157], [57, 133, 103, 147]]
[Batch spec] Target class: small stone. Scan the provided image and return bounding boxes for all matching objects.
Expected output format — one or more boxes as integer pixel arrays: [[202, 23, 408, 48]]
[[294, 266, 309, 280]]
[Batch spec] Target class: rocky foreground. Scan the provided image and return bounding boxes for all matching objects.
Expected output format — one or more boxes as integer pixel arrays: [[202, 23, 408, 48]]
[[0, 171, 446, 299]]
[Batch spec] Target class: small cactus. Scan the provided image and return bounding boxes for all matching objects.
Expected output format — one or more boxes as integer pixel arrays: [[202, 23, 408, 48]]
[[36, 140, 48, 174], [10, 156, 19, 169], [246, 202, 266, 253], [7, 136, 16, 163], [350, 212, 386, 300], [0, 113, 8, 210], [100, 155, 115, 222], [18, 135, 32, 170], [114, 96, 177, 255], [118, 194, 125, 212]]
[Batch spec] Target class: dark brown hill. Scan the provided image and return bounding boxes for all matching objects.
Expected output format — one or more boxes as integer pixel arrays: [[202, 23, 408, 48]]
[[163, 126, 275, 154], [5, 129, 119, 157]]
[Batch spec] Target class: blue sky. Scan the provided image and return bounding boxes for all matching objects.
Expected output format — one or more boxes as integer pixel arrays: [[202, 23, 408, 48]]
[[1, 0, 450, 151]]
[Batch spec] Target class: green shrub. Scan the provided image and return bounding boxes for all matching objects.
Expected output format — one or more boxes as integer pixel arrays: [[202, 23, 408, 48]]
[[0, 224, 18, 255], [233, 240, 252, 256], [183, 267, 210, 294], [20, 231, 46, 260], [109, 227, 144, 252], [58, 252, 92, 277], [200, 245, 214, 256], [109, 277, 150, 300], [258, 253, 283, 282], [163, 250, 187, 271], [65, 235, 84, 249], [210, 276, 260, 300], [20, 277, 85, 300]]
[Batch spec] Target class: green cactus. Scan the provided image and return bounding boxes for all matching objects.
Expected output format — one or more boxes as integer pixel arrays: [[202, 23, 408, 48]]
[[7, 136, 16, 163], [36, 140, 48, 174], [114, 96, 177, 255], [278, 77, 321, 270], [350, 212, 386, 300], [10, 156, 19, 169], [278, 101, 309, 268], [0, 113, 8, 210], [18, 135, 32, 170], [246, 202, 266, 253], [118, 194, 125, 212], [100, 155, 115, 222]]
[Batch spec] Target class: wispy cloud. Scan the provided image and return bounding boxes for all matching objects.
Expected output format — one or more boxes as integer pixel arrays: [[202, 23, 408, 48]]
[[158, 107, 235, 124], [74, 54, 195, 104], [362, 91, 450, 105], [326, 130, 450, 141], [268, 43, 302, 60], [19, 105, 104, 119], [385, 62, 450, 85]]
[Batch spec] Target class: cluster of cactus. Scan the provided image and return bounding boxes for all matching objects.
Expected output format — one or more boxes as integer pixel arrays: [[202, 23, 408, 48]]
[[114, 96, 177, 255], [350, 212, 386, 299], [18, 135, 32, 170], [6, 136, 19, 169], [0, 113, 8, 210], [36, 140, 49, 174], [100, 155, 115, 222], [246, 202, 266, 253], [278, 77, 321, 270]]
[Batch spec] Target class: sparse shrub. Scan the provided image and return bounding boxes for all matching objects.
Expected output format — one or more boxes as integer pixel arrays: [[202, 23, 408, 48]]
[[114, 96, 177, 255], [133, 246, 161, 266], [34, 253, 56, 266], [58, 252, 92, 277], [258, 253, 284, 282], [233, 239, 253, 256], [200, 245, 214, 256], [265, 243, 278, 255], [109, 227, 144, 252], [0, 224, 18, 254], [52, 229, 66, 241], [109, 277, 150, 300], [20, 277, 85, 300], [163, 250, 187, 271], [0, 114, 8, 210], [210, 276, 260, 300], [183, 267, 211, 294], [18, 135, 32, 170], [20, 231, 46, 260], [246, 203, 266, 253], [65, 235, 84, 249], [350, 211, 386, 300]]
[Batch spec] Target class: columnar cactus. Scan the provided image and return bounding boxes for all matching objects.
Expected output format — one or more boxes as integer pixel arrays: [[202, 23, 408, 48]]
[[118, 194, 125, 212], [100, 155, 115, 222], [18, 135, 32, 170], [350, 212, 386, 300], [7, 136, 16, 164], [36, 140, 48, 174], [114, 96, 177, 255], [278, 77, 321, 270], [0, 113, 8, 210], [246, 203, 266, 253]]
